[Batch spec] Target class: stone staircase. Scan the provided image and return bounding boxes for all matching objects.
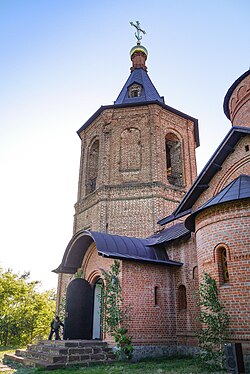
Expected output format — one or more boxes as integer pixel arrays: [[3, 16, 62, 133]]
[[4, 340, 116, 370]]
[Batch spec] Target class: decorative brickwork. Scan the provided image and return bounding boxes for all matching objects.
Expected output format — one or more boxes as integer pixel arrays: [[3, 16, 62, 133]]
[[74, 104, 197, 238], [228, 74, 250, 127]]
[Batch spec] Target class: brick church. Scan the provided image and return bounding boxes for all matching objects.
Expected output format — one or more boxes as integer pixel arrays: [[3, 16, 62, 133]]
[[54, 31, 250, 366]]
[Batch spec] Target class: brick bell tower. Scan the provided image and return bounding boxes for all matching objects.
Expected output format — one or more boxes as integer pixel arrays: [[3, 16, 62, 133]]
[[73, 25, 199, 239]]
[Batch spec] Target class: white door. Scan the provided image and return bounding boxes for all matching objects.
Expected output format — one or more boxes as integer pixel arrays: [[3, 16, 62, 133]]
[[92, 281, 102, 339]]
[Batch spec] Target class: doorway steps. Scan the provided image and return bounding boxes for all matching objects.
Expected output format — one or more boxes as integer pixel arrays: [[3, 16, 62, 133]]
[[4, 340, 116, 370]]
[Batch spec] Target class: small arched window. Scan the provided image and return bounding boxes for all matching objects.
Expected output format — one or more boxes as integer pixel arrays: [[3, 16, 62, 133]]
[[214, 244, 230, 284], [86, 139, 99, 195], [221, 248, 229, 283], [178, 285, 187, 311], [165, 133, 183, 187]]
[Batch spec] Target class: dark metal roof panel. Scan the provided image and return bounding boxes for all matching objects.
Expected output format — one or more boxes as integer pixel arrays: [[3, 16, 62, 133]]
[[147, 222, 191, 245], [185, 174, 250, 231], [53, 230, 183, 274]]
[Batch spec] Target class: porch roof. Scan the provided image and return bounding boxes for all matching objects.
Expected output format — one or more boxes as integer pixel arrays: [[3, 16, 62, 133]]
[[53, 230, 183, 274]]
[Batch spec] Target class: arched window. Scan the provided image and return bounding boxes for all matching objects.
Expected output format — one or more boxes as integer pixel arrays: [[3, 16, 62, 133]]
[[221, 248, 229, 283], [165, 133, 183, 187], [214, 244, 230, 284], [86, 139, 99, 195], [178, 285, 187, 311], [192, 266, 198, 280]]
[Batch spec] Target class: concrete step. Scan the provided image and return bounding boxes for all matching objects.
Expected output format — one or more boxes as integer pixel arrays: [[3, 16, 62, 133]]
[[4, 340, 116, 370]]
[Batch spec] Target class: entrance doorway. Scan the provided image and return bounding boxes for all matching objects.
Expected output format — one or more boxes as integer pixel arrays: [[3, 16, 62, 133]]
[[63, 278, 93, 340], [92, 279, 103, 339]]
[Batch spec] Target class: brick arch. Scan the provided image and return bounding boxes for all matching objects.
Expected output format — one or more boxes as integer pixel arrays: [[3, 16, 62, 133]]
[[213, 155, 250, 195], [213, 242, 231, 263], [236, 84, 247, 101], [82, 243, 96, 278], [192, 266, 198, 280], [81, 244, 109, 286], [119, 127, 141, 172], [86, 137, 100, 194], [87, 269, 103, 286], [230, 96, 236, 113], [165, 131, 184, 187]]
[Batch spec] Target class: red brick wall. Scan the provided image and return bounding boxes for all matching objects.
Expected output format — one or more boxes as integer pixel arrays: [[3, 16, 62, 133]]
[[119, 236, 199, 346], [64, 237, 199, 348], [121, 261, 177, 345], [228, 74, 250, 127], [195, 200, 250, 342], [74, 104, 197, 238], [167, 235, 200, 346]]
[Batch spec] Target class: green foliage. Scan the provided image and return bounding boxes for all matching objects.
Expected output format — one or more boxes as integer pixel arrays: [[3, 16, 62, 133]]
[[0, 269, 56, 347], [74, 268, 83, 279], [101, 260, 133, 360], [1, 353, 227, 373], [197, 272, 229, 366], [113, 327, 134, 361]]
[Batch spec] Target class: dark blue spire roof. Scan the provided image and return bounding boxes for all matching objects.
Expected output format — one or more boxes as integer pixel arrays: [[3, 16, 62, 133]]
[[114, 68, 164, 105]]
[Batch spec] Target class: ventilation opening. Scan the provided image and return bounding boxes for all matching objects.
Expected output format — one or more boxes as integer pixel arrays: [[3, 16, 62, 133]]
[[128, 83, 142, 98], [154, 286, 159, 306]]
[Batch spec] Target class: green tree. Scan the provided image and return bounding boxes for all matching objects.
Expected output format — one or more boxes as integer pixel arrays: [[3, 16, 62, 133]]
[[0, 269, 56, 346], [197, 271, 229, 367]]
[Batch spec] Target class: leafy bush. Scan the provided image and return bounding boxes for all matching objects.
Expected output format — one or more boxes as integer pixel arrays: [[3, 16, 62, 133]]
[[0, 269, 56, 346], [197, 271, 229, 367]]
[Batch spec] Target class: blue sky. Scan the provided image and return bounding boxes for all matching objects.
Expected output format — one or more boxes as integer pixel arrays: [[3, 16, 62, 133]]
[[0, 0, 249, 290]]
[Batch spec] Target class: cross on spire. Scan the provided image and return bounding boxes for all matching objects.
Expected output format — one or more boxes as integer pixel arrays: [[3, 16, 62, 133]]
[[130, 21, 146, 45]]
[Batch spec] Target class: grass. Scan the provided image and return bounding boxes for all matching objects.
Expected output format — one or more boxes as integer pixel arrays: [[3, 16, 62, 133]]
[[1, 347, 227, 374]]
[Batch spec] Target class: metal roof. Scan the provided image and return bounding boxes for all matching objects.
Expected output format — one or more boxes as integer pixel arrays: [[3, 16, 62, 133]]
[[114, 68, 164, 105], [147, 222, 191, 245], [158, 126, 250, 225], [185, 174, 250, 231], [53, 230, 183, 274]]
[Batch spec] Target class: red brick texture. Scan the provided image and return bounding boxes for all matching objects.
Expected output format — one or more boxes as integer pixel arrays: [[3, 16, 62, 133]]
[[78, 239, 199, 348], [74, 104, 197, 238], [195, 199, 250, 351], [228, 74, 250, 127]]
